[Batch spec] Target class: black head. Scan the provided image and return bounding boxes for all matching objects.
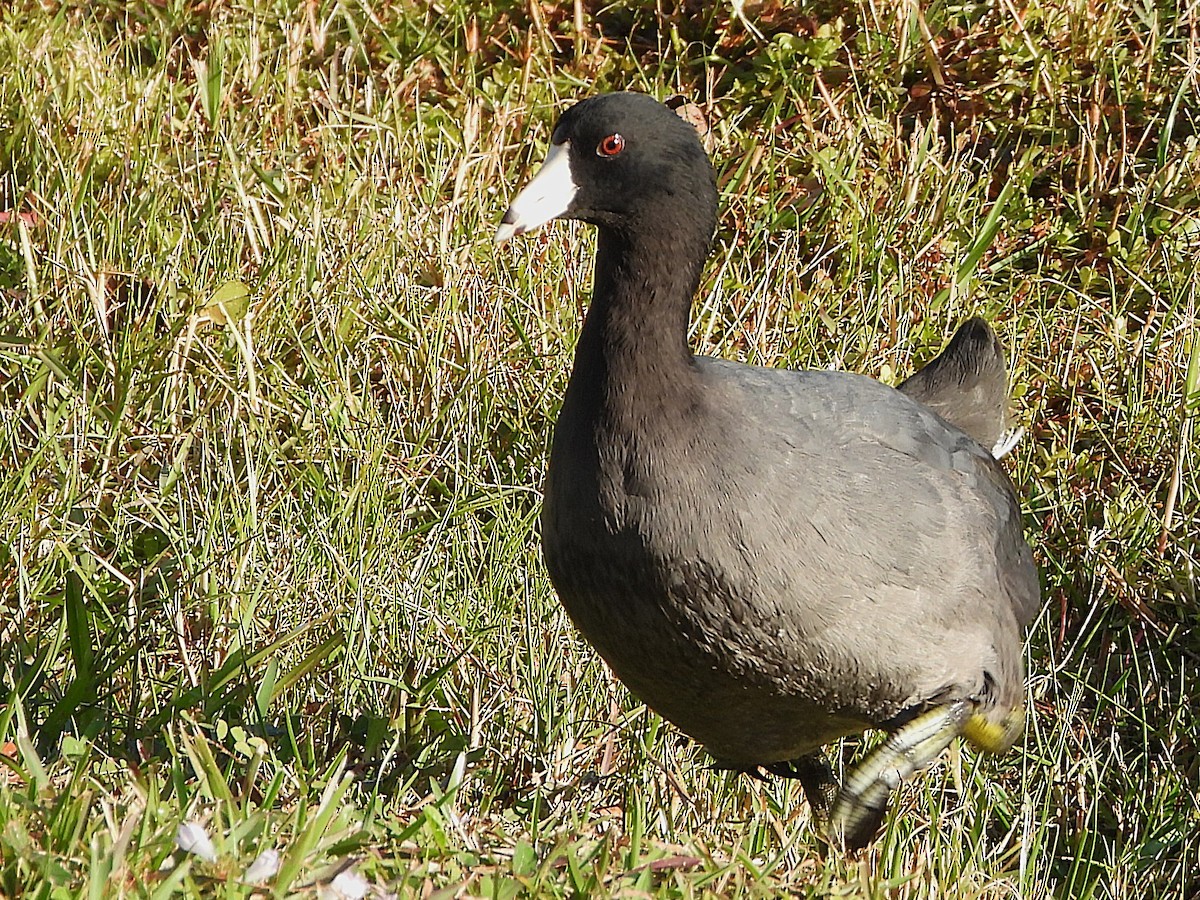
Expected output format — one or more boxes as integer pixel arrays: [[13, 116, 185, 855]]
[[496, 92, 718, 243]]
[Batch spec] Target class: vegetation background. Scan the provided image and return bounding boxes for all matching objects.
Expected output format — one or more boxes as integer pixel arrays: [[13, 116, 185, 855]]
[[1, 0, 1197, 896]]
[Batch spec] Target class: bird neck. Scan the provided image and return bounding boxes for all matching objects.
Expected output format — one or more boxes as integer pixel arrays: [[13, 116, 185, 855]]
[[568, 223, 710, 407]]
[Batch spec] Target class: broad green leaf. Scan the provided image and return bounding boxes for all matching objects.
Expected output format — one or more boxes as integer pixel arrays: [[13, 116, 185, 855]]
[[200, 280, 251, 325]]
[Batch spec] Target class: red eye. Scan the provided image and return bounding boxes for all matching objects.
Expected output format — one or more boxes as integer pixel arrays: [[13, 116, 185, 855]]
[[597, 133, 625, 157]]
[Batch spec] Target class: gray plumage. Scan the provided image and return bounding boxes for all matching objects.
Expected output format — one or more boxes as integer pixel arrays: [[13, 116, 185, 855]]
[[499, 92, 1039, 846], [898, 317, 1010, 451], [544, 356, 1036, 765]]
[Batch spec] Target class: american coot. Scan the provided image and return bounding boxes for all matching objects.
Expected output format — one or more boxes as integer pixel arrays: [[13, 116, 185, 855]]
[[497, 92, 1039, 849]]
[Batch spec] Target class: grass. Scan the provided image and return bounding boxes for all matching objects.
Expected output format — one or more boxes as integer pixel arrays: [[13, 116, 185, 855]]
[[0, 0, 1197, 896]]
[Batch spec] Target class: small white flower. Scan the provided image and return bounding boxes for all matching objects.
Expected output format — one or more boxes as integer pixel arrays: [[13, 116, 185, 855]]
[[175, 821, 217, 863], [317, 866, 370, 900], [244, 848, 280, 884]]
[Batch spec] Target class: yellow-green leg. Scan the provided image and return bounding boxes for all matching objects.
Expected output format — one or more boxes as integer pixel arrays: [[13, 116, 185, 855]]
[[826, 698, 1027, 850], [827, 701, 971, 850]]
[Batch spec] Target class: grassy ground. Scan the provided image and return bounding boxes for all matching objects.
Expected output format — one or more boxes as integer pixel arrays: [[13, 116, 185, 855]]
[[1, 0, 1197, 896]]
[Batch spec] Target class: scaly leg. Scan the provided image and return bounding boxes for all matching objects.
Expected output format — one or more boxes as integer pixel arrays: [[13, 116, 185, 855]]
[[720, 699, 1026, 851], [761, 754, 838, 820], [827, 700, 972, 851]]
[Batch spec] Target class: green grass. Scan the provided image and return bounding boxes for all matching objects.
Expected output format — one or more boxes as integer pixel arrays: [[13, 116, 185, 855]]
[[1, 0, 1197, 896]]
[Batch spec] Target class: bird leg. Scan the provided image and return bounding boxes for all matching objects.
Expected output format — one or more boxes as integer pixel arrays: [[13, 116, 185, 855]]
[[827, 699, 972, 851], [962, 701, 1026, 755], [760, 754, 838, 820], [718, 698, 1025, 851]]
